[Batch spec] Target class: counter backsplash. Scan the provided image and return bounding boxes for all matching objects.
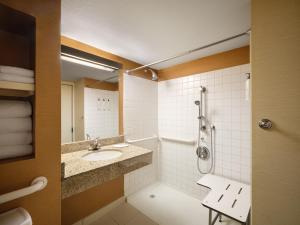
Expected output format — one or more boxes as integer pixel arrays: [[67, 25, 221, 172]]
[[61, 135, 125, 154]]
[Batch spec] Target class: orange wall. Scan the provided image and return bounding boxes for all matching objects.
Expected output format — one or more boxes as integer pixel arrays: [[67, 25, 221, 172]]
[[62, 177, 124, 225], [158, 46, 249, 80], [251, 0, 300, 224], [0, 1, 61, 224]]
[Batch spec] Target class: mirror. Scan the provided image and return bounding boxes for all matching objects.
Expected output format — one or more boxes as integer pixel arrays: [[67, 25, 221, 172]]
[[60, 46, 121, 143]]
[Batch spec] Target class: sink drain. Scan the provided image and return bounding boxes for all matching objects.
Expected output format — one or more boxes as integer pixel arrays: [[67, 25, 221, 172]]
[[149, 194, 155, 198]]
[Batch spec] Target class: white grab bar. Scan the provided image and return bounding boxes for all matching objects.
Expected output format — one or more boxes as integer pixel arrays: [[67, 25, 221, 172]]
[[126, 135, 157, 143], [0, 176, 47, 204], [159, 136, 196, 145]]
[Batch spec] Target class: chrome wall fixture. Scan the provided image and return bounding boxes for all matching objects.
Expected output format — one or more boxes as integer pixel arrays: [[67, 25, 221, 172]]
[[195, 86, 215, 174], [258, 119, 272, 129], [144, 68, 158, 81]]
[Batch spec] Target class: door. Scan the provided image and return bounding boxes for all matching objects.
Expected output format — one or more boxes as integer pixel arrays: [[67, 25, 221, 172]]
[[252, 0, 300, 224], [61, 83, 74, 143]]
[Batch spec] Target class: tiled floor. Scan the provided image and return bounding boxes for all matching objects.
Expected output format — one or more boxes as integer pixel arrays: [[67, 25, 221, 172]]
[[90, 203, 158, 225]]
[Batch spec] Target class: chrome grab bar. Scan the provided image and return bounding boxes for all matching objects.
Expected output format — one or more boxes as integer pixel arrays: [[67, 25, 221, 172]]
[[0, 176, 47, 204], [126, 135, 157, 143], [159, 136, 196, 145]]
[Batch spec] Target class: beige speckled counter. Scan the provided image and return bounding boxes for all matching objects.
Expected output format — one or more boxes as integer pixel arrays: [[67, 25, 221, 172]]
[[61, 144, 152, 199]]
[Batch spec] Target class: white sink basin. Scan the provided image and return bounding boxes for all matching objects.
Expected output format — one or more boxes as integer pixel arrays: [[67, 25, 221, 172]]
[[82, 150, 122, 161]]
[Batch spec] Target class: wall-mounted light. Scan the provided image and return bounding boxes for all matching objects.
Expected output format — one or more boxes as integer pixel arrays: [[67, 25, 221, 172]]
[[61, 45, 122, 72], [61, 53, 117, 72]]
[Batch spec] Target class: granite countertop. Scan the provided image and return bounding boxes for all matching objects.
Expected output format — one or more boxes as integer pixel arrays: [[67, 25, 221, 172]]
[[61, 144, 152, 179]]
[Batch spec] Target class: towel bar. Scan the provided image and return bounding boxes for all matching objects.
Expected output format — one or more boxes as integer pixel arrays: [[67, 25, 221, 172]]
[[0, 176, 47, 204]]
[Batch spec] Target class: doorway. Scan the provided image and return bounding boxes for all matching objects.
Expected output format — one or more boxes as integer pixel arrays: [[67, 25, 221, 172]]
[[61, 82, 74, 143]]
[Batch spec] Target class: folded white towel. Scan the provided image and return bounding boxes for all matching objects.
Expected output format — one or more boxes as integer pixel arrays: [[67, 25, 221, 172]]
[[0, 100, 32, 118], [0, 66, 34, 77], [0, 118, 32, 134], [0, 73, 34, 84], [0, 133, 32, 146], [0, 145, 32, 159]]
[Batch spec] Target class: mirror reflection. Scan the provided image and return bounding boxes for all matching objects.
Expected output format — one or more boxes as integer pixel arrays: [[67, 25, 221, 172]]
[[60, 46, 120, 143]]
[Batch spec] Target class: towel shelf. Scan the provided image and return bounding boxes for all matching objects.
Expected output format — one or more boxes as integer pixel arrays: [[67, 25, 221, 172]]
[[0, 176, 47, 204], [0, 81, 34, 97]]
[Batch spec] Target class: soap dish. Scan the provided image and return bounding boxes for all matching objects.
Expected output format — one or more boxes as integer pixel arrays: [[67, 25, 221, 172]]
[[112, 143, 129, 148]]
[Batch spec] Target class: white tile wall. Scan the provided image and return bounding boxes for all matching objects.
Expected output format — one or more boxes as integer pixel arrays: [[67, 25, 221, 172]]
[[123, 75, 158, 196], [158, 64, 251, 199], [84, 87, 119, 139], [123, 64, 251, 200]]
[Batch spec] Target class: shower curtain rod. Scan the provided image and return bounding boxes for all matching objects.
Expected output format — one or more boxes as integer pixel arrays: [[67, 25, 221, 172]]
[[127, 29, 251, 73]]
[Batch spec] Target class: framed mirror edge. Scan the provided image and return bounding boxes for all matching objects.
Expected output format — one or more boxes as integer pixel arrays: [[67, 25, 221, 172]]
[[60, 36, 125, 143]]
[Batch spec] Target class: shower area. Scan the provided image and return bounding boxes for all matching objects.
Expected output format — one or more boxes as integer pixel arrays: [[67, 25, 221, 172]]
[[123, 63, 251, 225]]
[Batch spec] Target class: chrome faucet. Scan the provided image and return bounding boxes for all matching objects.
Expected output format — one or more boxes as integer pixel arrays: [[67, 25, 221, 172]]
[[88, 137, 101, 151]]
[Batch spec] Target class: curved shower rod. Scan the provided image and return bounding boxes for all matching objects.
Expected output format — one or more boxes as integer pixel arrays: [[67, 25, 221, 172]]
[[126, 29, 251, 73]]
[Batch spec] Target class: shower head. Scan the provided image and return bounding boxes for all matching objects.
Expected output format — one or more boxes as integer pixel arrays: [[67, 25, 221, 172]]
[[194, 100, 200, 105], [150, 69, 158, 81], [145, 68, 158, 81]]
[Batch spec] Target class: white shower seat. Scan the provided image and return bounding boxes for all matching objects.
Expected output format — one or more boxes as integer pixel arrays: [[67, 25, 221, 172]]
[[197, 174, 251, 225]]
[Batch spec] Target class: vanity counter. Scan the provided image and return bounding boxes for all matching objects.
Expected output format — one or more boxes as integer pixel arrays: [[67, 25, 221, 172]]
[[61, 143, 153, 199], [61, 144, 152, 179]]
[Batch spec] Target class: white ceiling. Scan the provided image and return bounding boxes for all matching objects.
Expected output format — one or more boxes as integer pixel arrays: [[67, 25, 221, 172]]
[[61, 0, 250, 69]]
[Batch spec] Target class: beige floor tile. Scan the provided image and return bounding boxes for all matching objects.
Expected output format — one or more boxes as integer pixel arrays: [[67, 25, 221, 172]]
[[89, 215, 118, 225], [109, 203, 139, 225], [125, 212, 159, 225]]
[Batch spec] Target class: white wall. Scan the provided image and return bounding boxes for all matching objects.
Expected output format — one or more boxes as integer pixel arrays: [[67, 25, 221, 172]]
[[123, 74, 158, 196], [84, 87, 119, 139], [158, 64, 251, 199], [123, 64, 251, 199]]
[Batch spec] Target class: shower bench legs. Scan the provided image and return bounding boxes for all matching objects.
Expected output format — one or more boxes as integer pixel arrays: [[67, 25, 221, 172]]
[[197, 174, 251, 225], [207, 207, 251, 225]]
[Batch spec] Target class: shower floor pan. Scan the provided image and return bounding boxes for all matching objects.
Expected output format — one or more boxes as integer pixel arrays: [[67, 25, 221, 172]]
[[127, 182, 240, 225]]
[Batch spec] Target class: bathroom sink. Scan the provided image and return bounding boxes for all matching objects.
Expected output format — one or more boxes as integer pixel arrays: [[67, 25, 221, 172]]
[[82, 149, 122, 161]]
